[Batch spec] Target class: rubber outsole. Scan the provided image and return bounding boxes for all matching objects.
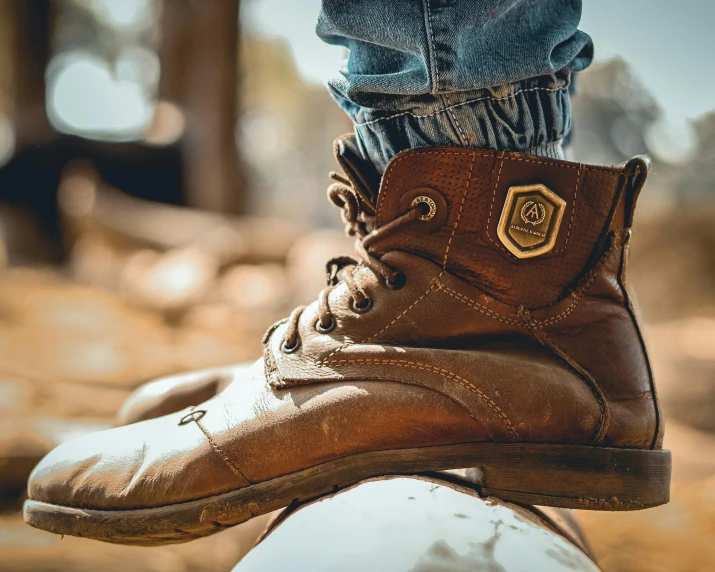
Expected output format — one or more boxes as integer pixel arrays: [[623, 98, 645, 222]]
[[23, 442, 672, 546]]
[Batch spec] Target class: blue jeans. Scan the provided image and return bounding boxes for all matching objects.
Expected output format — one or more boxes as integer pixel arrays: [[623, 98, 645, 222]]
[[317, 0, 593, 172]]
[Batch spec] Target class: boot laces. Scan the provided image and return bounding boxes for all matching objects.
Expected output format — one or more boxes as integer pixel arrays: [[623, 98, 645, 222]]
[[280, 176, 425, 353]]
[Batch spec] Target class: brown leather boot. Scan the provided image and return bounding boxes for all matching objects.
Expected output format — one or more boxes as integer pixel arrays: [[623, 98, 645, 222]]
[[24, 137, 670, 545]]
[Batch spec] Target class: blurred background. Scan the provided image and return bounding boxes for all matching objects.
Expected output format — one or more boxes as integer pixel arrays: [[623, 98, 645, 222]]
[[1, 0, 714, 570]]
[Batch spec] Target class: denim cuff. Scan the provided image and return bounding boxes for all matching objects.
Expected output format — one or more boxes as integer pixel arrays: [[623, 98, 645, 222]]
[[333, 73, 571, 174]]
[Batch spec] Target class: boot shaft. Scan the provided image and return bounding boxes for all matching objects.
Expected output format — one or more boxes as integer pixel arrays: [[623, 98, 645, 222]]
[[362, 145, 646, 308], [334, 138, 660, 449]]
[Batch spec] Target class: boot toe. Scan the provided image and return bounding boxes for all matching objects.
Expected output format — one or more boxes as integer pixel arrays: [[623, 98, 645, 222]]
[[27, 410, 243, 510]]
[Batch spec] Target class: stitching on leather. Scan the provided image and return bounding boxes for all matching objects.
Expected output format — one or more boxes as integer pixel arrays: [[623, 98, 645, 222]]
[[435, 232, 621, 328], [551, 162, 582, 255], [326, 358, 521, 440], [487, 156, 604, 257], [317, 278, 441, 366], [317, 230, 621, 366], [565, 164, 581, 248], [376, 149, 487, 228], [534, 235, 621, 327], [354, 83, 570, 127], [486, 152, 505, 249], [442, 153, 475, 267], [327, 149, 475, 366], [481, 155, 620, 174], [436, 281, 522, 325], [194, 418, 250, 484]]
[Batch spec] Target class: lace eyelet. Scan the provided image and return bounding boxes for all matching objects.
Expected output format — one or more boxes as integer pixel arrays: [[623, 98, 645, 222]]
[[315, 317, 336, 334], [385, 272, 406, 290], [281, 338, 301, 353], [178, 409, 206, 426], [411, 196, 437, 220], [350, 296, 373, 314], [399, 187, 448, 233]]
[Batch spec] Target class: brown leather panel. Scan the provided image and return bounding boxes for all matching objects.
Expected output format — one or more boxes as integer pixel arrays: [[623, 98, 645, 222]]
[[542, 237, 656, 448], [267, 330, 602, 445], [199, 368, 486, 483], [370, 147, 626, 307], [374, 149, 485, 272]]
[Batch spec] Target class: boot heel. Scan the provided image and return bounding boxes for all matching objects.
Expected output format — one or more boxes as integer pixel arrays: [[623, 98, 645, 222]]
[[462, 443, 671, 510]]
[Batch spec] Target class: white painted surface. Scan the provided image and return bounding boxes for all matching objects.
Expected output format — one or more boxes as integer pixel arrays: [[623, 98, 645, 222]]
[[235, 477, 600, 572]]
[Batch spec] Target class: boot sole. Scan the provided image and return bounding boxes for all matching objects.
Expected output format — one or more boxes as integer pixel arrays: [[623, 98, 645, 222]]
[[23, 442, 671, 546]]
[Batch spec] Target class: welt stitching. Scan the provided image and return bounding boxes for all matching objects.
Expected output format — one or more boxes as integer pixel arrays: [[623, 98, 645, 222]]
[[195, 419, 250, 484], [436, 281, 522, 325], [326, 358, 520, 440], [442, 153, 475, 268], [355, 83, 570, 128]]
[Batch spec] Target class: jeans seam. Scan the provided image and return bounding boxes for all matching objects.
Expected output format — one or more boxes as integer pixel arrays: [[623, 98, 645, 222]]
[[448, 105, 469, 146], [354, 81, 571, 128], [421, 0, 440, 94]]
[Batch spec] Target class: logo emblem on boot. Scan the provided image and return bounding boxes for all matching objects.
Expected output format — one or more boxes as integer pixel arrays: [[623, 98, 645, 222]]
[[497, 184, 566, 259]]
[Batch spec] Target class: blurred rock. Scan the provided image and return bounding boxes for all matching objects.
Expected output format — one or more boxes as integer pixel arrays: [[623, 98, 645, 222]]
[[121, 247, 219, 312], [0, 414, 109, 499], [0, 204, 55, 264], [58, 165, 306, 265], [649, 318, 715, 434], [0, 267, 265, 391], [220, 263, 289, 310], [571, 58, 660, 168], [629, 209, 715, 323]]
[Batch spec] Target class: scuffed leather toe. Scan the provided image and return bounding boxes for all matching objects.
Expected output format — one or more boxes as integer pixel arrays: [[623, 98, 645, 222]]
[[27, 410, 244, 510]]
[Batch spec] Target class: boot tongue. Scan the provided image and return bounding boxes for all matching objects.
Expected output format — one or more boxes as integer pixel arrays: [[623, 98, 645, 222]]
[[334, 134, 381, 211]]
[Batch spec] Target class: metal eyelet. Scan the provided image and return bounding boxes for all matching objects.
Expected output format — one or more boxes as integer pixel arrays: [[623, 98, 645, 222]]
[[350, 296, 373, 314], [411, 196, 437, 221], [315, 317, 336, 334], [385, 272, 406, 290], [281, 338, 301, 353], [179, 409, 207, 426], [398, 187, 448, 233]]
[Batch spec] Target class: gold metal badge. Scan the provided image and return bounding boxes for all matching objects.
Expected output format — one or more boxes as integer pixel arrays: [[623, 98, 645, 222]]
[[497, 184, 566, 259]]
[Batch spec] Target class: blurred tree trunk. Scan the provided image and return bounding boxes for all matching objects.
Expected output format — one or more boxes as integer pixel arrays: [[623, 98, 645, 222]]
[[8, 0, 54, 149], [159, 0, 243, 214]]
